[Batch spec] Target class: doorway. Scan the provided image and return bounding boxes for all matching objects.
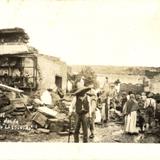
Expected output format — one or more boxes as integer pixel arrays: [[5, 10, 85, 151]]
[[55, 75, 62, 89]]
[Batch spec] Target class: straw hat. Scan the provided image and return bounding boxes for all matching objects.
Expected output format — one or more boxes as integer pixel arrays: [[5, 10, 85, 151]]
[[72, 86, 91, 96], [86, 89, 96, 97]]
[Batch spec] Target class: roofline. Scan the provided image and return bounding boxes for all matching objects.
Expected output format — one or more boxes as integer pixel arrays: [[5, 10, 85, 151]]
[[0, 27, 25, 34]]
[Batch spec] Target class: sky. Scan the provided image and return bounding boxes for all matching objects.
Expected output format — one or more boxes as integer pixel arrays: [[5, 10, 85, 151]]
[[0, 0, 160, 67]]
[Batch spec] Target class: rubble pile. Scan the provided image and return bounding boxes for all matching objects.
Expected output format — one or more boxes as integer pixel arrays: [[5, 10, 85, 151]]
[[0, 84, 73, 136]]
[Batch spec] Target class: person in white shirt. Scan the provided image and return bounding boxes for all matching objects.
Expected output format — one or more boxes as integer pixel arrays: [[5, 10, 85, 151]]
[[76, 76, 85, 89], [41, 88, 53, 107], [114, 79, 121, 94], [144, 92, 156, 130]]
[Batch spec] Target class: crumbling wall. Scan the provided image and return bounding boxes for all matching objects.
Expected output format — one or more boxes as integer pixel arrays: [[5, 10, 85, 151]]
[[36, 54, 67, 93], [150, 74, 160, 93], [97, 74, 144, 88]]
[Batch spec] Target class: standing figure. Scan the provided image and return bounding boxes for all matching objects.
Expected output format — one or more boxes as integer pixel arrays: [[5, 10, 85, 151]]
[[114, 79, 121, 95], [123, 94, 139, 134], [87, 88, 97, 139], [69, 87, 91, 143], [76, 76, 85, 89], [101, 77, 110, 124], [144, 92, 156, 130]]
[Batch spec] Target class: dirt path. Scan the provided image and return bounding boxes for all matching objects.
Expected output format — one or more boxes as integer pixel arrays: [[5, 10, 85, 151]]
[[0, 121, 159, 143]]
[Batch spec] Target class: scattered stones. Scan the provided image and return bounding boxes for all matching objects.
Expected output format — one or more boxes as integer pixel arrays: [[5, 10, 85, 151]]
[[37, 128, 50, 134]]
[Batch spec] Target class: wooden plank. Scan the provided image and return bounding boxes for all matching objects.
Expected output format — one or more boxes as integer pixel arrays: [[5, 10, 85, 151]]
[[0, 84, 24, 93]]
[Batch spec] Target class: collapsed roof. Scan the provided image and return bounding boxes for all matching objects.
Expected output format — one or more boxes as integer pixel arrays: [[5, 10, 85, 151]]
[[0, 27, 29, 44], [0, 27, 30, 55]]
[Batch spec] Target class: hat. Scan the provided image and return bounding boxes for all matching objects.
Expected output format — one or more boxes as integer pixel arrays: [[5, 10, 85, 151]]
[[110, 83, 115, 87], [47, 87, 53, 91], [86, 89, 96, 97], [122, 92, 127, 95], [114, 79, 121, 84], [72, 86, 91, 96]]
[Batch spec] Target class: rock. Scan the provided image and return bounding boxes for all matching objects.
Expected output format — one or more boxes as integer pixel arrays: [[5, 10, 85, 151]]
[[4, 91, 16, 100], [10, 112, 24, 116], [33, 98, 43, 105], [11, 99, 26, 109], [37, 107, 57, 118], [55, 113, 67, 120], [0, 135, 6, 140], [113, 138, 121, 142], [37, 128, 50, 133], [112, 130, 124, 136], [58, 131, 69, 136], [48, 118, 59, 123], [14, 108, 26, 112], [48, 121, 65, 132], [0, 105, 13, 113], [32, 112, 48, 127]]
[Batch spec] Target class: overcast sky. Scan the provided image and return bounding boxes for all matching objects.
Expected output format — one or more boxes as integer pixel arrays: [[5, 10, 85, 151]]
[[0, 0, 160, 67]]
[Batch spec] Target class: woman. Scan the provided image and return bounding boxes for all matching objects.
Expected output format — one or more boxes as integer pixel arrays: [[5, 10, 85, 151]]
[[123, 94, 139, 134]]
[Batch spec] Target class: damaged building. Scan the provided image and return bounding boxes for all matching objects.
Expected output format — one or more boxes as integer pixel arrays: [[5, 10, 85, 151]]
[[0, 28, 67, 93]]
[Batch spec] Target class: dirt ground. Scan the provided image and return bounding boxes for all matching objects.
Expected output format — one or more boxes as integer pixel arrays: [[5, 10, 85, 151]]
[[0, 121, 160, 143]]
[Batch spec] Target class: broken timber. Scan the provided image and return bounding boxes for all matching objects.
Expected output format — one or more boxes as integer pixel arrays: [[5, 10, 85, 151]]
[[0, 84, 24, 93]]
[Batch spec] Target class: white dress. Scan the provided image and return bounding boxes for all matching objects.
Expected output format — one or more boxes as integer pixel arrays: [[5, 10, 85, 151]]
[[125, 111, 138, 133]]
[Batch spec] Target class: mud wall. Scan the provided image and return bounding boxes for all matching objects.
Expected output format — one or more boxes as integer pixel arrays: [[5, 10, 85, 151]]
[[36, 54, 67, 93]]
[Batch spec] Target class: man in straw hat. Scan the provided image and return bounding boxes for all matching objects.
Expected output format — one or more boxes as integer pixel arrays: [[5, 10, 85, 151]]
[[69, 86, 91, 143]]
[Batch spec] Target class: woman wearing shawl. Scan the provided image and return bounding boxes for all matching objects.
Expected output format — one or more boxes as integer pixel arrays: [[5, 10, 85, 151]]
[[123, 94, 139, 134]]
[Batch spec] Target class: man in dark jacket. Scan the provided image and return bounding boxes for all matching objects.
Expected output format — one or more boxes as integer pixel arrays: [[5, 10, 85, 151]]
[[69, 87, 91, 143]]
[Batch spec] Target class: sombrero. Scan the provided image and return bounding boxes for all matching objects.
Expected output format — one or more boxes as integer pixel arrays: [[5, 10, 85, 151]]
[[86, 89, 96, 96], [72, 86, 91, 96]]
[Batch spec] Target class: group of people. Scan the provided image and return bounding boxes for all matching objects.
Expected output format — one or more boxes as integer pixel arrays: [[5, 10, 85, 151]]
[[68, 76, 160, 143]]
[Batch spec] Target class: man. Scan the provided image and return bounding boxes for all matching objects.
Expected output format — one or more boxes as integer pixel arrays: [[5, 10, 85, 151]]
[[69, 87, 91, 143], [144, 92, 156, 130], [101, 77, 110, 124], [86, 88, 97, 139], [114, 79, 121, 94]]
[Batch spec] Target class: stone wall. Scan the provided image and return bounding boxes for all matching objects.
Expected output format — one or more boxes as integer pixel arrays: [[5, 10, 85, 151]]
[[150, 74, 160, 93], [97, 73, 144, 88], [36, 54, 67, 93]]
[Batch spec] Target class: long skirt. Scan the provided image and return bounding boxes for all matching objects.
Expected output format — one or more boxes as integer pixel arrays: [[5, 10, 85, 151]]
[[125, 111, 138, 133]]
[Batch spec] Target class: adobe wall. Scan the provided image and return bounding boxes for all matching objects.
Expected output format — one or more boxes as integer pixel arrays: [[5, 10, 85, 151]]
[[36, 54, 67, 93]]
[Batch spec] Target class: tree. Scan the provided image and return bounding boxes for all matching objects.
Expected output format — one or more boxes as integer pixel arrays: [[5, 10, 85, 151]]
[[78, 66, 99, 88]]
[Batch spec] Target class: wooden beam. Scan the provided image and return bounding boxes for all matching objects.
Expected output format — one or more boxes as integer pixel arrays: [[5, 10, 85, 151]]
[[0, 83, 24, 93]]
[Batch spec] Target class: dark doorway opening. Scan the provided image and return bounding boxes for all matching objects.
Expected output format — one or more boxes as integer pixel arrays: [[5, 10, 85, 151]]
[[55, 75, 62, 89]]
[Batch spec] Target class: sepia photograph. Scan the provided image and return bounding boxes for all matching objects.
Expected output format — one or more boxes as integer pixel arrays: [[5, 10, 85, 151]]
[[0, 0, 160, 159]]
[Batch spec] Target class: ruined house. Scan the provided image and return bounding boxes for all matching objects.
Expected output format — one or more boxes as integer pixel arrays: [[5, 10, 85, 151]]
[[0, 28, 67, 92]]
